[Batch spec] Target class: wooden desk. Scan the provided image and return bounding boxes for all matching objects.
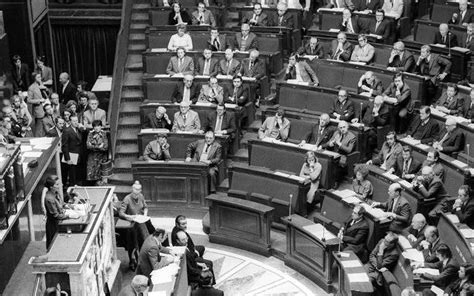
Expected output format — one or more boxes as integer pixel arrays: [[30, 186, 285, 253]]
[[206, 194, 274, 256], [437, 213, 474, 264], [332, 250, 373, 296], [430, 3, 474, 23], [149, 6, 226, 27], [236, 6, 303, 29], [282, 214, 339, 292], [132, 160, 210, 209]]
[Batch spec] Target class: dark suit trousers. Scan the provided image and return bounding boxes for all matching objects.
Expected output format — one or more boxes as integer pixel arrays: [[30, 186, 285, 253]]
[[63, 163, 78, 186], [209, 167, 218, 192]]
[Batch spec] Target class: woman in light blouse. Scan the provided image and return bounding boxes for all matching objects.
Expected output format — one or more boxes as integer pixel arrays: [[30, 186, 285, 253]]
[[352, 164, 373, 201], [299, 151, 322, 211], [167, 24, 193, 51]]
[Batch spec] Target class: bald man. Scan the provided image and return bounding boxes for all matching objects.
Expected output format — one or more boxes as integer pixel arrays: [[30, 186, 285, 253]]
[[432, 117, 464, 155], [413, 166, 448, 221], [171, 101, 201, 133], [448, 0, 473, 26], [228, 23, 258, 51], [433, 23, 458, 47], [143, 105, 172, 129], [403, 213, 427, 248], [58, 72, 76, 104], [372, 183, 411, 232], [118, 275, 149, 296]]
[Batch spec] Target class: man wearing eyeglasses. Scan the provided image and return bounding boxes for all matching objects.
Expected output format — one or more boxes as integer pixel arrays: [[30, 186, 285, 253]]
[[387, 41, 415, 72], [328, 32, 353, 62]]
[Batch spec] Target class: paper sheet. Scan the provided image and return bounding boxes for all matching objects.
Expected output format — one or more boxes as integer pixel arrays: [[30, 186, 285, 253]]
[[23, 151, 43, 158], [446, 214, 460, 224], [287, 79, 310, 86], [430, 285, 444, 296], [151, 274, 172, 285], [347, 272, 370, 283], [401, 137, 421, 146], [451, 159, 468, 168], [382, 171, 398, 181], [341, 260, 361, 268], [399, 180, 413, 189], [460, 228, 474, 238], [398, 235, 413, 250], [61, 153, 79, 165], [343, 195, 362, 205], [288, 175, 306, 182], [154, 74, 170, 78], [20, 145, 32, 152], [151, 48, 167, 52], [402, 249, 424, 262], [224, 103, 237, 109], [413, 268, 439, 276], [274, 171, 290, 177], [216, 74, 232, 80], [132, 215, 150, 224]]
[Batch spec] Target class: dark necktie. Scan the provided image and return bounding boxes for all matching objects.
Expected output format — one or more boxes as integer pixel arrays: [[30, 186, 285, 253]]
[[214, 38, 220, 50]]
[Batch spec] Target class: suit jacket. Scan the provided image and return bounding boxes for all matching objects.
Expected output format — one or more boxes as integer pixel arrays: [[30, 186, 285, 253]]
[[117, 285, 138, 296], [58, 81, 77, 104], [367, 19, 391, 42], [434, 93, 465, 116], [223, 85, 249, 106], [207, 35, 226, 51], [461, 34, 474, 51], [228, 32, 259, 51], [171, 82, 200, 104], [387, 50, 415, 72], [414, 176, 448, 201], [166, 56, 195, 75], [172, 110, 201, 132], [383, 82, 412, 109], [330, 99, 355, 121], [241, 12, 269, 26], [381, 0, 404, 19], [339, 16, 363, 34], [239, 58, 265, 80], [436, 128, 465, 155], [186, 139, 222, 165], [361, 101, 390, 127], [11, 63, 30, 91], [351, 44, 375, 64], [168, 10, 192, 25], [61, 126, 84, 161], [448, 9, 474, 25], [419, 237, 443, 263], [42, 115, 56, 137], [36, 66, 53, 86], [465, 102, 474, 122], [185, 247, 203, 284], [415, 53, 452, 83], [297, 42, 325, 59], [424, 258, 459, 289], [144, 140, 171, 161], [285, 61, 319, 84], [272, 12, 294, 29], [452, 200, 474, 231], [198, 84, 224, 104], [191, 287, 224, 296], [403, 224, 427, 248], [27, 83, 46, 119], [305, 124, 337, 146], [358, 77, 384, 97], [82, 108, 107, 127], [136, 235, 162, 277], [392, 156, 422, 180], [142, 113, 172, 129], [421, 160, 445, 181], [191, 9, 216, 26], [325, 0, 355, 10], [203, 111, 236, 136], [195, 57, 219, 76], [366, 239, 399, 285], [407, 117, 440, 144], [379, 196, 412, 231], [433, 31, 458, 47], [329, 40, 354, 61], [325, 130, 357, 155], [258, 116, 290, 141], [352, 0, 382, 12], [372, 142, 403, 170], [219, 58, 241, 76], [342, 218, 369, 261]]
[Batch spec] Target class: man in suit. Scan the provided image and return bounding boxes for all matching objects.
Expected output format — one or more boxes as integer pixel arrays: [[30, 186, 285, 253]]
[[433, 83, 465, 116], [422, 149, 445, 181], [169, 215, 206, 257], [448, 0, 473, 26], [389, 145, 422, 182], [242, 3, 269, 26], [198, 76, 224, 104], [329, 89, 355, 121], [325, 0, 355, 10], [82, 96, 106, 129], [172, 101, 201, 133], [186, 130, 222, 192], [373, 183, 412, 232], [50, 93, 65, 118], [171, 74, 200, 104], [432, 117, 464, 156], [191, 2, 216, 26], [366, 9, 392, 43], [364, 231, 399, 288], [258, 108, 290, 141], [195, 48, 219, 77], [219, 49, 241, 76], [117, 275, 149, 296], [35, 56, 53, 87], [338, 205, 370, 263], [300, 113, 336, 149], [352, 0, 383, 12], [367, 131, 403, 171], [328, 32, 354, 62], [143, 134, 171, 161], [239, 49, 265, 80], [28, 73, 47, 137], [166, 47, 195, 76], [417, 226, 443, 263], [433, 23, 459, 47], [41, 104, 57, 137], [339, 9, 363, 34], [323, 120, 357, 168], [58, 72, 76, 104], [462, 23, 474, 51], [406, 106, 440, 144], [136, 229, 174, 277], [142, 105, 172, 129], [403, 213, 428, 248], [228, 23, 259, 51], [353, 95, 389, 151], [297, 37, 325, 59], [357, 71, 384, 97], [414, 166, 448, 219], [11, 55, 30, 92], [351, 34, 375, 64], [284, 53, 319, 85], [451, 185, 474, 228], [382, 0, 403, 19], [207, 28, 226, 51], [202, 103, 236, 139], [272, 2, 294, 29], [383, 73, 412, 133], [61, 114, 85, 186], [191, 271, 223, 296], [464, 88, 474, 122], [224, 76, 249, 106], [387, 41, 415, 73]]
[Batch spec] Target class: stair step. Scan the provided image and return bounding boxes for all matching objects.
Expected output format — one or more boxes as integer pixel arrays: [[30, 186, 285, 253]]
[[114, 157, 136, 169], [116, 152, 140, 159], [131, 13, 148, 21], [122, 88, 144, 99], [108, 173, 134, 183], [129, 33, 145, 41], [128, 43, 146, 53], [132, 3, 151, 9], [116, 143, 139, 154], [120, 101, 141, 113], [239, 132, 258, 149], [117, 127, 140, 140], [123, 71, 143, 87], [126, 54, 143, 70]]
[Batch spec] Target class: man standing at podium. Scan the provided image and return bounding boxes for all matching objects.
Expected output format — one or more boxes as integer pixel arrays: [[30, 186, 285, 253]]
[[186, 131, 222, 193]]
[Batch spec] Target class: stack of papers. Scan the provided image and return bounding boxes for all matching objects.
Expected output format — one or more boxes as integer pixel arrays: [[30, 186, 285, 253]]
[[300, 143, 318, 151], [216, 74, 232, 80], [413, 268, 439, 276], [418, 144, 431, 150], [150, 262, 180, 285], [288, 175, 306, 182], [446, 214, 460, 224], [287, 79, 310, 86], [224, 103, 237, 109], [154, 74, 169, 78], [341, 260, 361, 268], [402, 249, 424, 262], [383, 171, 398, 181], [460, 228, 474, 238], [151, 48, 167, 52], [398, 235, 413, 250], [302, 223, 336, 240], [347, 272, 370, 283], [195, 102, 213, 106], [399, 180, 413, 189], [451, 159, 468, 168], [140, 128, 170, 134], [401, 137, 421, 145]]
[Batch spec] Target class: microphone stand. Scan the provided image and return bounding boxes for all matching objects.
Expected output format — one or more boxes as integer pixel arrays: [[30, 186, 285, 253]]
[[338, 226, 344, 256], [288, 194, 293, 221], [467, 144, 470, 167], [448, 32, 452, 58], [321, 211, 327, 242]]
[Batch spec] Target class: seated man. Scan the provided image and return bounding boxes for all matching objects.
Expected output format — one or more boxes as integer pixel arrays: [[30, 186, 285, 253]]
[[366, 9, 391, 43], [272, 2, 294, 29], [218, 49, 240, 76], [195, 48, 219, 77], [284, 53, 319, 85], [142, 105, 172, 130], [432, 83, 465, 116], [82, 96, 107, 129], [387, 41, 415, 73], [118, 275, 149, 296], [462, 23, 474, 51], [372, 183, 411, 232], [389, 145, 422, 182], [328, 32, 354, 62], [143, 134, 171, 161], [170, 215, 205, 256], [171, 101, 201, 133], [322, 120, 356, 168], [227, 23, 258, 51], [406, 106, 440, 144], [367, 131, 403, 171], [432, 116, 464, 155], [166, 47, 195, 76], [191, 271, 223, 296], [241, 3, 269, 26], [185, 130, 222, 192], [198, 76, 224, 104], [339, 9, 363, 34], [413, 166, 448, 218], [403, 213, 428, 248], [167, 24, 193, 51], [171, 74, 200, 104], [337, 205, 370, 263], [364, 232, 399, 289], [239, 49, 265, 80], [297, 37, 324, 59], [451, 185, 474, 228], [258, 108, 290, 141], [350, 34, 375, 64], [300, 113, 336, 149], [417, 226, 443, 263], [448, 0, 473, 26], [381, 0, 403, 19], [224, 76, 249, 106], [207, 27, 226, 51], [330, 89, 355, 121], [191, 2, 216, 26], [421, 149, 445, 181], [357, 71, 384, 97], [383, 72, 412, 133], [201, 103, 236, 139], [136, 229, 175, 277], [433, 23, 458, 48]]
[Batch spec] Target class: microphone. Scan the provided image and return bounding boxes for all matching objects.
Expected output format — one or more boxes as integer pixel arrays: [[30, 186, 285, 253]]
[[321, 211, 327, 242], [448, 31, 452, 58], [359, 102, 363, 123], [288, 194, 293, 221]]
